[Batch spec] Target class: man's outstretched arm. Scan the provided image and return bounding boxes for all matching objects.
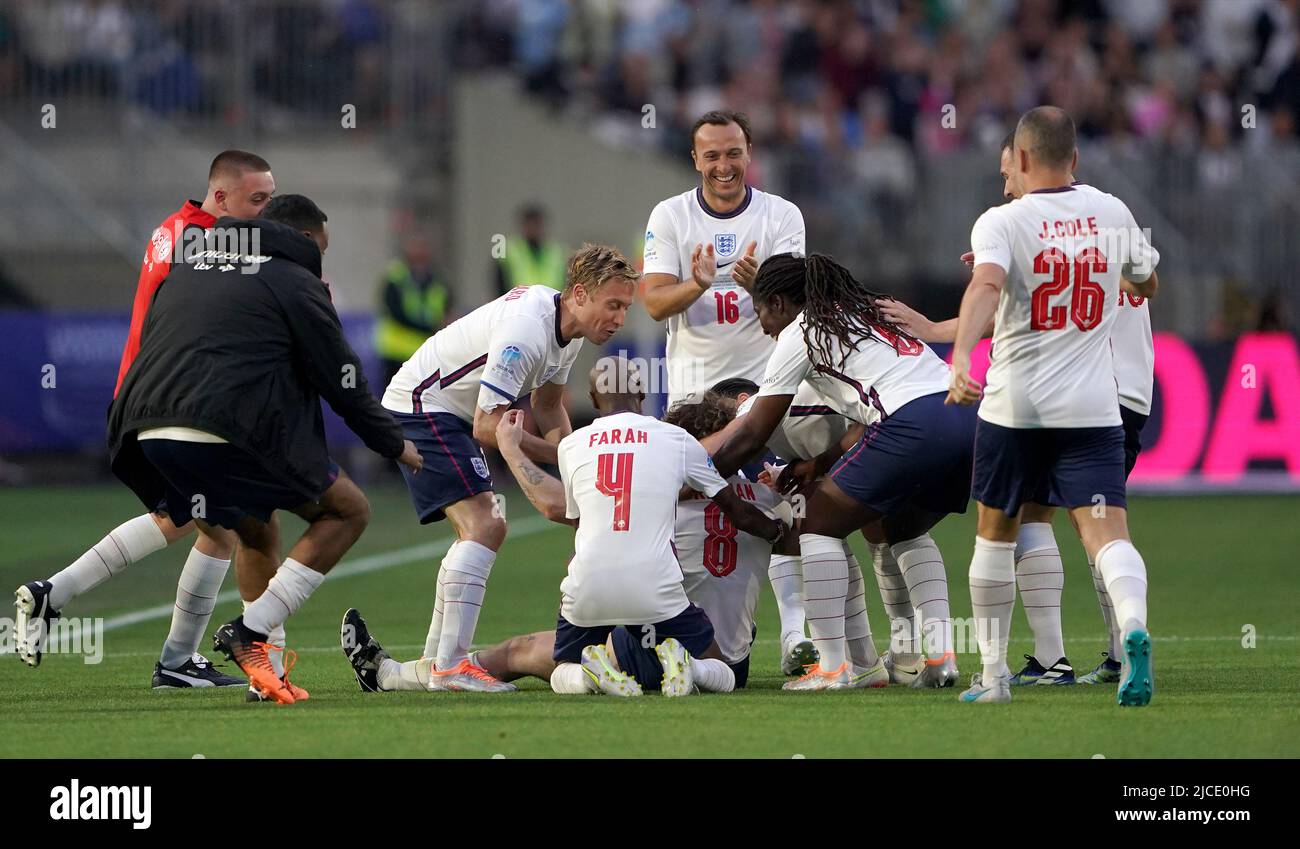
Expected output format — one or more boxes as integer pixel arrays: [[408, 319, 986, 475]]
[[496, 410, 574, 526]]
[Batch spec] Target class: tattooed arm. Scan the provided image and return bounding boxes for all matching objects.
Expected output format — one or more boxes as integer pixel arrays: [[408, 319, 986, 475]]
[[496, 410, 576, 526]]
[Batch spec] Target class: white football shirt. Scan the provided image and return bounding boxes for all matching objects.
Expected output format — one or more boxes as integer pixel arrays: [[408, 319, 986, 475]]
[[382, 285, 583, 422], [1073, 183, 1155, 416], [738, 383, 850, 461], [676, 476, 783, 663], [558, 412, 727, 627], [756, 313, 951, 424], [642, 186, 805, 405], [970, 185, 1160, 428]]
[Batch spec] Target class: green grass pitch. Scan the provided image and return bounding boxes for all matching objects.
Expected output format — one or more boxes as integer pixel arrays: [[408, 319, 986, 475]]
[[1, 483, 1296, 758]]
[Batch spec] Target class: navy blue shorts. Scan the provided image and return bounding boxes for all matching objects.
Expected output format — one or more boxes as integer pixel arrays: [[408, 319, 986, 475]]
[[1121, 405, 1148, 479], [1025, 406, 1149, 508], [828, 392, 975, 518], [139, 439, 338, 529], [551, 611, 613, 665], [972, 419, 1127, 515], [553, 604, 715, 692], [393, 411, 494, 523]]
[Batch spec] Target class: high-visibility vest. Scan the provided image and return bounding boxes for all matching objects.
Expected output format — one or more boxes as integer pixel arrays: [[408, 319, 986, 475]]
[[501, 237, 566, 291], [375, 260, 449, 361]]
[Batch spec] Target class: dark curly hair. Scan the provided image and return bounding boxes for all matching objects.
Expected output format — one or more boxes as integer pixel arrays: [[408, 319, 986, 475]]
[[664, 392, 737, 440], [753, 252, 918, 369]]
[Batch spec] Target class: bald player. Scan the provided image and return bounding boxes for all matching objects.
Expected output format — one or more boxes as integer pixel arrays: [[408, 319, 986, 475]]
[[343, 357, 786, 697], [15, 151, 276, 690], [949, 106, 1158, 706], [882, 129, 1158, 688]]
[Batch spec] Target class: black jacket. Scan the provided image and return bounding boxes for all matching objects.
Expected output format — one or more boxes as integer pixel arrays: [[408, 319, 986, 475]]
[[108, 218, 403, 506]]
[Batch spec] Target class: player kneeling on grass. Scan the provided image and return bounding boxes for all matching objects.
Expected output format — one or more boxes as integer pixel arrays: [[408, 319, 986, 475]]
[[371, 245, 637, 693], [709, 252, 977, 691], [108, 197, 422, 705], [342, 358, 785, 696]]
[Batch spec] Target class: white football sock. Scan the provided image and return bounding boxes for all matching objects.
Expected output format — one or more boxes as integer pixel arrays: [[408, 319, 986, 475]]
[[550, 662, 595, 694], [241, 599, 286, 676], [1088, 554, 1121, 658], [159, 547, 229, 668], [1095, 539, 1148, 632], [767, 554, 806, 644], [891, 534, 954, 657], [1015, 522, 1066, 663], [48, 514, 167, 610], [843, 549, 878, 668], [241, 558, 324, 635], [870, 541, 919, 660], [378, 657, 432, 691], [970, 537, 1017, 683], [797, 533, 848, 672], [435, 540, 496, 669], [423, 553, 449, 658], [690, 657, 736, 692]]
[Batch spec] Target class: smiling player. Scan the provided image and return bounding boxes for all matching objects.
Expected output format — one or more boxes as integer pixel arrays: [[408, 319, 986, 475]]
[[640, 110, 806, 406], [370, 245, 638, 692]]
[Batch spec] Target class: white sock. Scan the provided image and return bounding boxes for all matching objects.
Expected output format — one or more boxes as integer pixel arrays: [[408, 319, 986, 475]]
[[1015, 522, 1065, 663], [690, 657, 736, 692], [1088, 554, 1121, 657], [767, 554, 806, 644], [241, 599, 286, 676], [436, 541, 496, 669], [242, 558, 324, 635], [48, 514, 167, 610], [891, 534, 954, 657], [423, 553, 450, 658], [843, 549, 878, 668], [159, 547, 230, 668], [1095, 539, 1148, 633], [797, 533, 848, 671], [378, 657, 432, 691], [550, 662, 595, 694], [970, 537, 1017, 682], [870, 541, 919, 660]]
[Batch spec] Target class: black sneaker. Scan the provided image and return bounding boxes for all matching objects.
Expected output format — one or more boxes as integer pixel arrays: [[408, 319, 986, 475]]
[[152, 653, 246, 688], [14, 580, 60, 667], [1010, 654, 1076, 685], [212, 617, 296, 704], [341, 608, 389, 693]]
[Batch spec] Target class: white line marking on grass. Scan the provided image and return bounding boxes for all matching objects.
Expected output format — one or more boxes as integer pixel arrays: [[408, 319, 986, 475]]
[[99, 514, 558, 635]]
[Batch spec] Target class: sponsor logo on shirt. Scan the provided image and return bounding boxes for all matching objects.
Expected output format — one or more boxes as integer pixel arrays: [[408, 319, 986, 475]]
[[643, 229, 657, 261], [492, 345, 525, 379], [714, 233, 737, 257], [151, 227, 172, 264]]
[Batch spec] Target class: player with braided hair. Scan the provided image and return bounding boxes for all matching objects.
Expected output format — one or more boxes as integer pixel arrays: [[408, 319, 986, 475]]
[[710, 252, 974, 690]]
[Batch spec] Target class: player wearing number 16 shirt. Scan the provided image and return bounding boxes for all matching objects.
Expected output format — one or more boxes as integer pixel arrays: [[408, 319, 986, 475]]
[[641, 110, 805, 406], [948, 107, 1160, 707]]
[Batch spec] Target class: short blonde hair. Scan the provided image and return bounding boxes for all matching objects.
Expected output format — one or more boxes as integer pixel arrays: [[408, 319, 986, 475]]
[[565, 243, 639, 294]]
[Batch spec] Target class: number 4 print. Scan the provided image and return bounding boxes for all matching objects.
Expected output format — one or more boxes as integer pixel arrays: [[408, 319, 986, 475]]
[[596, 452, 634, 532], [1031, 247, 1107, 331]]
